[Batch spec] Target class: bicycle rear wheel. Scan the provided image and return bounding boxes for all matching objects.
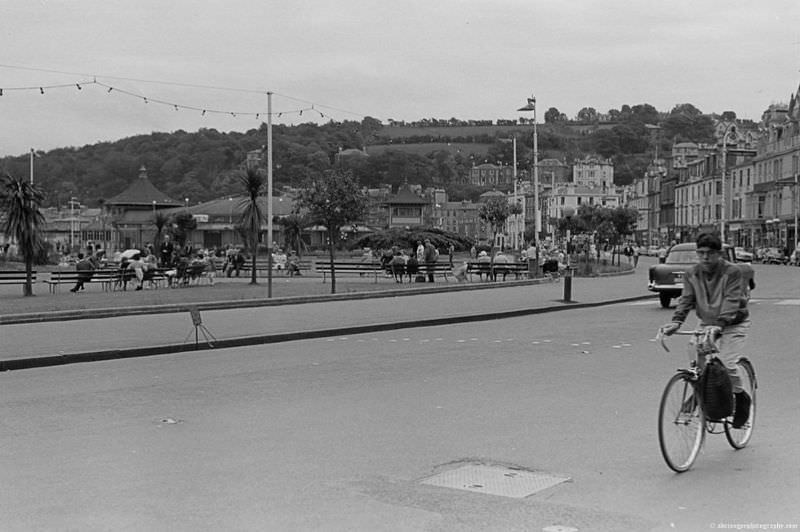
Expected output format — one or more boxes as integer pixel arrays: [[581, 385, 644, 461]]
[[658, 373, 705, 472], [725, 358, 757, 449]]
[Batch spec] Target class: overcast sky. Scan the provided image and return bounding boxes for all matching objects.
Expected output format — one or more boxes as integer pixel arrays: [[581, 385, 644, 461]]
[[1, 0, 798, 157]]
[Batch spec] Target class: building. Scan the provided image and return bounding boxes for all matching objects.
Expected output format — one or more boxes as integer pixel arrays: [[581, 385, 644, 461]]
[[384, 183, 428, 228], [99, 165, 182, 251], [468, 163, 514, 187], [572, 156, 614, 190]]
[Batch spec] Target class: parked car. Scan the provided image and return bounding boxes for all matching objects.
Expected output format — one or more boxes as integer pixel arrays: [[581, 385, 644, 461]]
[[762, 247, 788, 265], [734, 247, 753, 262], [648, 242, 740, 308], [790, 248, 799, 266]]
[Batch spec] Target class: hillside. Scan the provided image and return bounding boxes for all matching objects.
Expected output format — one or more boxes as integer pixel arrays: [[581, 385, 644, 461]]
[[0, 103, 719, 207]]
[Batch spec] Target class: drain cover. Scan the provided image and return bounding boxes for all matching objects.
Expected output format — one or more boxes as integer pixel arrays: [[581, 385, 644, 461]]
[[421, 464, 570, 498]]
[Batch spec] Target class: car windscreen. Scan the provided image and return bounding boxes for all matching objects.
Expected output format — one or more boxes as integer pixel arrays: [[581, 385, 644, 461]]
[[665, 251, 698, 264]]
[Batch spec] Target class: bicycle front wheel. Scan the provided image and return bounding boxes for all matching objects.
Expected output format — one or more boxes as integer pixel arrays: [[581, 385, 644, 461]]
[[658, 373, 706, 472], [725, 358, 757, 449]]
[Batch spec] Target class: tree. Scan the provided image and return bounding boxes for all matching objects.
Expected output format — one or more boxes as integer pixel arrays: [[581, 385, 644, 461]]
[[171, 212, 197, 249], [237, 167, 266, 285], [293, 169, 367, 294], [544, 107, 564, 123], [478, 196, 510, 256], [576, 107, 598, 123], [1, 173, 46, 296], [277, 213, 311, 258]]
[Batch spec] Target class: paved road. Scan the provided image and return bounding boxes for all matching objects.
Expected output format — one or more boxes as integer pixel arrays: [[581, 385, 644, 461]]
[[3, 285, 798, 531], [1, 267, 650, 368]]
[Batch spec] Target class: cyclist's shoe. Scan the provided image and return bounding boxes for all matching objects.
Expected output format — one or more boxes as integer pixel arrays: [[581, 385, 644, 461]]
[[732, 391, 751, 428]]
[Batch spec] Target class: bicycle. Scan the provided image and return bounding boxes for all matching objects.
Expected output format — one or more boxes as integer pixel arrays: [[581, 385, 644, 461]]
[[655, 328, 757, 473]]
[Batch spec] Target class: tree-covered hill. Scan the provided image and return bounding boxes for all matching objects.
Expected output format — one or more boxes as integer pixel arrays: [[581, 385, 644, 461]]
[[0, 102, 723, 208]]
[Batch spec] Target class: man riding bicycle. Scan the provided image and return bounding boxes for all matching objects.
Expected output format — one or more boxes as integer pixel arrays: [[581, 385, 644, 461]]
[[660, 232, 752, 429]]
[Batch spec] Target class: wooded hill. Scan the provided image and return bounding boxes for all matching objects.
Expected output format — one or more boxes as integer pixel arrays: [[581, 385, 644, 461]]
[[0, 102, 732, 208]]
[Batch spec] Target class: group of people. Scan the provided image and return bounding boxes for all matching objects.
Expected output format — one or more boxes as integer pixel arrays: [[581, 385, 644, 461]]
[[378, 238, 442, 283]]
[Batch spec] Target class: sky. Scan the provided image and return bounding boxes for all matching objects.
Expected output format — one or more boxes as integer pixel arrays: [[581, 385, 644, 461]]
[[1, 0, 799, 157]]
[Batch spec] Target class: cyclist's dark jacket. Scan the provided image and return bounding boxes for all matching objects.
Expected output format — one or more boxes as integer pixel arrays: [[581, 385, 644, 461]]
[[671, 260, 749, 328]]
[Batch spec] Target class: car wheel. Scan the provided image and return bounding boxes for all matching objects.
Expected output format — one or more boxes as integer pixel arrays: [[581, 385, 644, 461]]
[[659, 293, 672, 308]]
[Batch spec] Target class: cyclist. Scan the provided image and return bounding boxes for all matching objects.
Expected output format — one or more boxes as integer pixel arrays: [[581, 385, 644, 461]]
[[660, 232, 752, 428]]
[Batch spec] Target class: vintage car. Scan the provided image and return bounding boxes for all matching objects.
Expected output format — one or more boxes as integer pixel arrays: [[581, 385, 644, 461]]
[[648, 242, 739, 308], [734, 247, 753, 262], [762, 247, 788, 265]]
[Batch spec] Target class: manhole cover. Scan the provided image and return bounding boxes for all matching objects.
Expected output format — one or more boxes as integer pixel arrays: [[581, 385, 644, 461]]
[[421, 464, 570, 498]]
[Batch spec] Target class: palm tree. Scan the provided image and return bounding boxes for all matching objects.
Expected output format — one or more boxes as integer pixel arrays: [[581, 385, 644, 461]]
[[1, 173, 46, 296], [277, 213, 310, 258], [237, 167, 266, 285]]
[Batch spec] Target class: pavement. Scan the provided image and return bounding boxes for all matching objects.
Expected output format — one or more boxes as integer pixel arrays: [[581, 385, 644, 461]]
[[0, 267, 653, 371]]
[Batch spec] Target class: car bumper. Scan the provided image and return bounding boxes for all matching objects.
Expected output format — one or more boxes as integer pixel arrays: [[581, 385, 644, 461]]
[[648, 282, 683, 293]]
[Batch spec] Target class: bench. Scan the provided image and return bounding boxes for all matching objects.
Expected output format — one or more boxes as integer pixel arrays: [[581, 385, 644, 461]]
[[389, 261, 453, 283], [314, 260, 385, 283], [467, 261, 529, 281], [235, 258, 312, 277], [44, 269, 117, 293], [0, 270, 38, 286]]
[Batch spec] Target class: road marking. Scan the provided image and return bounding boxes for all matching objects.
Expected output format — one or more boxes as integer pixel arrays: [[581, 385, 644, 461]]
[[776, 299, 800, 305]]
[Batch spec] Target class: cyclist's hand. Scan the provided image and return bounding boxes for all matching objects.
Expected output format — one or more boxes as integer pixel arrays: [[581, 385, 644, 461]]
[[660, 322, 681, 336], [698, 325, 722, 354]]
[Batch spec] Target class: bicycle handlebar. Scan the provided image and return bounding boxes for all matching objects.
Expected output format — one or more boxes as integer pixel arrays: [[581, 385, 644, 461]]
[[655, 328, 719, 353]]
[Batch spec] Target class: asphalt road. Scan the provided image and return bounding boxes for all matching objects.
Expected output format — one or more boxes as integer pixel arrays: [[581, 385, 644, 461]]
[[2, 266, 798, 531]]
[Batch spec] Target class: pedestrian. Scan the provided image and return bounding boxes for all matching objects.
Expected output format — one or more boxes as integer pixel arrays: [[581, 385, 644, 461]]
[[633, 243, 640, 267], [448, 243, 455, 268], [423, 238, 437, 282]]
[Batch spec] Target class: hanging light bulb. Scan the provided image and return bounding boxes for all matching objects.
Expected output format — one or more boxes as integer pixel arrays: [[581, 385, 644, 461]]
[[143, 97, 148, 104], [174, 105, 179, 111], [76, 83, 82, 90], [0, 89, 3, 96], [39, 87, 44, 94], [107, 87, 113, 93], [202, 110, 206, 116]]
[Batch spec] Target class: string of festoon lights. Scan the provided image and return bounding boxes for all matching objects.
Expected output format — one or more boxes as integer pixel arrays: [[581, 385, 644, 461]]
[[0, 75, 365, 122]]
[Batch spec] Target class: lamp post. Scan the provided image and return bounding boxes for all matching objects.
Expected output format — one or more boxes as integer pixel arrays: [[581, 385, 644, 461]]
[[562, 205, 575, 302], [517, 94, 540, 275], [720, 124, 736, 243], [29, 148, 35, 185]]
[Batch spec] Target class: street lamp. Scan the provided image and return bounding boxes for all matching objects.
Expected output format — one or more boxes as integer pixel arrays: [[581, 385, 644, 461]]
[[29, 148, 35, 185], [720, 124, 736, 243], [518, 94, 540, 274], [562, 205, 575, 302]]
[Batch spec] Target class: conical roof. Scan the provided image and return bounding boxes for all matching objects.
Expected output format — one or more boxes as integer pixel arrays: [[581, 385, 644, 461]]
[[106, 166, 182, 207]]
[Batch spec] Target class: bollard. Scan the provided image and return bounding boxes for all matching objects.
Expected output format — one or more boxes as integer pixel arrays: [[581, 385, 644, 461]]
[[562, 268, 573, 302]]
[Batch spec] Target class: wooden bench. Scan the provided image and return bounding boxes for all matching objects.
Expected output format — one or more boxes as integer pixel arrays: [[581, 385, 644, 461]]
[[237, 258, 312, 277], [44, 269, 116, 293], [314, 260, 385, 283], [391, 262, 453, 282], [0, 270, 38, 286], [467, 261, 529, 281]]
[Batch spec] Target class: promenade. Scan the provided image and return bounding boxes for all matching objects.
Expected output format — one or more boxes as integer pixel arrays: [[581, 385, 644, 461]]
[[0, 265, 652, 371]]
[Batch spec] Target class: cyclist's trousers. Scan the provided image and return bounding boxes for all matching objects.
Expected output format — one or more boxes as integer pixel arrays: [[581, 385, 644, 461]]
[[689, 320, 750, 393]]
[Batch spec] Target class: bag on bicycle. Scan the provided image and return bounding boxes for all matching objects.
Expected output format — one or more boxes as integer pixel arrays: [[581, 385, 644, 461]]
[[699, 357, 733, 421]]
